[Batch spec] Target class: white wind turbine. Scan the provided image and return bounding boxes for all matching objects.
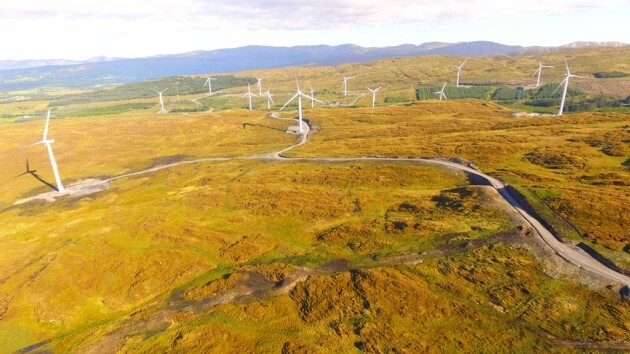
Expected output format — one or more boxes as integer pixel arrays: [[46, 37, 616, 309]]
[[155, 89, 167, 112], [532, 61, 553, 87], [309, 87, 317, 108], [242, 83, 257, 111], [435, 83, 447, 100], [32, 110, 64, 192], [256, 77, 266, 96], [552, 57, 585, 116], [280, 76, 322, 133], [266, 85, 274, 110], [367, 86, 381, 107], [204, 77, 217, 94], [453, 59, 467, 87], [342, 75, 355, 96]]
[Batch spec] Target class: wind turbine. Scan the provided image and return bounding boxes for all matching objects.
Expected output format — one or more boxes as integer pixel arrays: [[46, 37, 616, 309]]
[[204, 77, 216, 95], [32, 110, 64, 192], [349, 93, 365, 107], [552, 57, 585, 116], [242, 83, 257, 111], [453, 59, 467, 87], [280, 76, 322, 133], [256, 77, 266, 96], [367, 86, 381, 107], [266, 85, 274, 110], [342, 75, 355, 96], [532, 61, 553, 87], [309, 87, 317, 108], [155, 89, 167, 112], [435, 83, 447, 100]]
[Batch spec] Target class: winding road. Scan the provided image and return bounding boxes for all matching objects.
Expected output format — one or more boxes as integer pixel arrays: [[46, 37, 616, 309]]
[[14, 114, 630, 285]]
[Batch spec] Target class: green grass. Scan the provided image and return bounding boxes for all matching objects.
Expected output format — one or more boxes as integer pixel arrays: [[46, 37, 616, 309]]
[[61, 102, 154, 117]]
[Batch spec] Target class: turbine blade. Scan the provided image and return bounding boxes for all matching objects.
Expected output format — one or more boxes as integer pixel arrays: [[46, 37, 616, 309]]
[[551, 79, 567, 96], [301, 93, 323, 103], [280, 94, 299, 110], [43, 110, 51, 141], [532, 68, 540, 77]]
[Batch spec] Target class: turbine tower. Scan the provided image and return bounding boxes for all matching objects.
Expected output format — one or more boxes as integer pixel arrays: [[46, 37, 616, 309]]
[[552, 57, 584, 116], [32, 110, 64, 192], [435, 83, 447, 100], [266, 86, 274, 110], [256, 77, 266, 96], [309, 87, 317, 108], [280, 76, 322, 133], [367, 86, 381, 107], [204, 77, 217, 94], [155, 89, 167, 112], [242, 83, 257, 111], [342, 75, 355, 96], [453, 59, 467, 87], [532, 61, 553, 87]]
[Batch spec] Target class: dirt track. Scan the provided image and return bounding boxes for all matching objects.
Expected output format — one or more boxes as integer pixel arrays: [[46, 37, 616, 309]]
[[13, 114, 630, 286]]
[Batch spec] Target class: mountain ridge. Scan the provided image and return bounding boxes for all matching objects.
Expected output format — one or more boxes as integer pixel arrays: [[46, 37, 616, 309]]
[[0, 41, 627, 90]]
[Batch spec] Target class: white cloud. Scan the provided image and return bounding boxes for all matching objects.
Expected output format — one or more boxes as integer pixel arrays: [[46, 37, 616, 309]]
[[2, 0, 627, 28], [208, 0, 628, 29], [0, 0, 628, 60]]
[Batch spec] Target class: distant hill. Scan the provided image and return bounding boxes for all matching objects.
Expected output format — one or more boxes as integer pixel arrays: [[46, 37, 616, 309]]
[[561, 41, 628, 49], [0, 41, 626, 90], [511, 41, 629, 56], [0, 56, 119, 71]]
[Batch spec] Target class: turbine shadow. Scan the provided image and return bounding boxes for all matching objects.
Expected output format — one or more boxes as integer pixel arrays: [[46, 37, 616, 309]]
[[13, 159, 59, 192], [28, 171, 59, 192]]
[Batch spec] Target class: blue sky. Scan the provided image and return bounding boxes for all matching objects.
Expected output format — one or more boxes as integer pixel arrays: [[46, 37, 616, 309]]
[[1, 0, 628, 60]]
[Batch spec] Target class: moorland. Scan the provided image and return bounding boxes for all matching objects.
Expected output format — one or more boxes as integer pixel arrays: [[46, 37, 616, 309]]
[[0, 47, 628, 352]]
